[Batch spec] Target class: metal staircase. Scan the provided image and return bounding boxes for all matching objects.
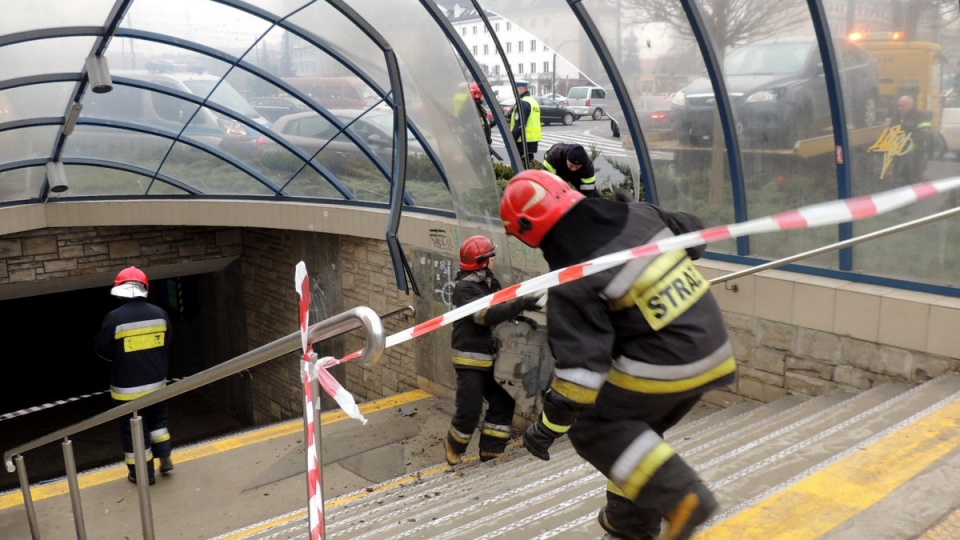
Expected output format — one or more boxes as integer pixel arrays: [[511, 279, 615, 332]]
[[224, 373, 960, 539]]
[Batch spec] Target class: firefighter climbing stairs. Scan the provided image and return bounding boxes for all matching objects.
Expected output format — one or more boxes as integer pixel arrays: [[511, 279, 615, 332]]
[[222, 372, 960, 539]]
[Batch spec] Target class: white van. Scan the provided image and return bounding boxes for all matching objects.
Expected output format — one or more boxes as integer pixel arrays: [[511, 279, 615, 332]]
[[566, 86, 609, 120]]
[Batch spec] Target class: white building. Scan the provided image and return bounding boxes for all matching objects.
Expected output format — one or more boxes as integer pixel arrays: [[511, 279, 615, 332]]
[[444, 4, 583, 96]]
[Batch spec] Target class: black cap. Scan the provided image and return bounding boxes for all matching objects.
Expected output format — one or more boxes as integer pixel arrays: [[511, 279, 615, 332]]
[[565, 145, 589, 166]]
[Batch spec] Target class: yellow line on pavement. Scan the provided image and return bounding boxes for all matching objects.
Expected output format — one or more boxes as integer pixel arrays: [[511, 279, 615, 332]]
[[698, 397, 960, 539], [0, 390, 434, 511]]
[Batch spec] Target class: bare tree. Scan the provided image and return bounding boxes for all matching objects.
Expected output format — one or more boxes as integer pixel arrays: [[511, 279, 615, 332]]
[[890, 0, 959, 40]]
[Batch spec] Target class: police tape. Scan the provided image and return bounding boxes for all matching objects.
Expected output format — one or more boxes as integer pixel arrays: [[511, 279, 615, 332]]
[[321, 175, 960, 373], [0, 378, 184, 423]]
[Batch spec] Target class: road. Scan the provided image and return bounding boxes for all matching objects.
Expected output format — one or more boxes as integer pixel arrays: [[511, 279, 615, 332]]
[[490, 118, 672, 192]]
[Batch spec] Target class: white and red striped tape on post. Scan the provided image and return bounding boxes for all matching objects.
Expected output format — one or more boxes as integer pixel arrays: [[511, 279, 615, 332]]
[[295, 262, 325, 540], [319, 176, 960, 376]]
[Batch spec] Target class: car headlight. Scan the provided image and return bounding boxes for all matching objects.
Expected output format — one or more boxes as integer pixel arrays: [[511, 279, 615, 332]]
[[745, 90, 778, 103], [671, 91, 685, 107]]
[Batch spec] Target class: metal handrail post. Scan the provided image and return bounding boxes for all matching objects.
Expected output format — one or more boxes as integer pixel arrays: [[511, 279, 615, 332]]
[[61, 438, 87, 540], [14, 455, 40, 539], [130, 413, 155, 540]]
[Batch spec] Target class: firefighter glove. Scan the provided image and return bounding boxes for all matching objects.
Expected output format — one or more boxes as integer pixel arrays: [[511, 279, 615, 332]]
[[522, 290, 546, 311], [523, 420, 562, 461]]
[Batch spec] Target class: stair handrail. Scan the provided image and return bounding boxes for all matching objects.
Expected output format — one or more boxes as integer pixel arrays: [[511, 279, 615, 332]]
[[709, 204, 960, 285], [3, 305, 385, 540]]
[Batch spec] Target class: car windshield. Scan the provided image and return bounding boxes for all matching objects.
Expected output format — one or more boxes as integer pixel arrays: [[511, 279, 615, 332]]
[[343, 112, 416, 142], [724, 42, 815, 76], [183, 79, 261, 117]]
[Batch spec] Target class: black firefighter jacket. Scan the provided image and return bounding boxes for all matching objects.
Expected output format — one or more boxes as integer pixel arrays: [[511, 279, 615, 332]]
[[451, 269, 529, 371], [539, 198, 736, 424], [95, 298, 172, 401]]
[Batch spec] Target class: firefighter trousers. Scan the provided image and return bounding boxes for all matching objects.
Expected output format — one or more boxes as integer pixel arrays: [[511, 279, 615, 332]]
[[449, 367, 516, 455]]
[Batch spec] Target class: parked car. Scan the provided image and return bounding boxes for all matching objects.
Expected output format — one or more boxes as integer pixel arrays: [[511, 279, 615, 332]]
[[75, 66, 271, 156], [250, 96, 310, 123], [255, 108, 423, 167], [671, 36, 880, 148], [610, 95, 675, 138], [539, 93, 569, 106], [497, 96, 577, 126], [566, 86, 609, 120]]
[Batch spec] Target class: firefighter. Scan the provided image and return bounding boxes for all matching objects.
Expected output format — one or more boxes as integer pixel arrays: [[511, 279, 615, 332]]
[[890, 95, 933, 186], [543, 142, 599, 197], [500, 170, 737, 540], [470, 82, 493, 145], [444, 235, 545, 465], [95, 266, 174, 485]]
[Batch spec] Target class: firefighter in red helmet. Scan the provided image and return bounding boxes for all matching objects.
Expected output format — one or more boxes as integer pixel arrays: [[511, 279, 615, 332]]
[[501, 170, 736, 540], [95, 266, 175, 485], [444, 235, 545, 465]]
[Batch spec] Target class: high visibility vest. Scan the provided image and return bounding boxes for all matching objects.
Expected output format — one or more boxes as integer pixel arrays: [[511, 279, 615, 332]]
[[510, 96, 542, 142]]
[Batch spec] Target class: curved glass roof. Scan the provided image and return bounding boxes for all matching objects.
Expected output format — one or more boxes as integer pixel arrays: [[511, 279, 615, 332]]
[[2, 0, 960, 294]]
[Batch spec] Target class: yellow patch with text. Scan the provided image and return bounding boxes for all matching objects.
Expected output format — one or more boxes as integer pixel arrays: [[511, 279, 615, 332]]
[[635, 258, 707, 330]]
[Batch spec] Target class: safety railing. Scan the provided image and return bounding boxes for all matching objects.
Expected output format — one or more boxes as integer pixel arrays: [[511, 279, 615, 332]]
[[3, 305, 390, 540]]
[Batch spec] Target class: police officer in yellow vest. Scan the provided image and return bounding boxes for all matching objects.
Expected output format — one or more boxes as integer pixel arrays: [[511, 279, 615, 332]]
[[509, 80, 542, 164]]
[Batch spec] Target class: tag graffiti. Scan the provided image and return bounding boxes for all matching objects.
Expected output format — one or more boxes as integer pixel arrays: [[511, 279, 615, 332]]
[[868, 125, 913, 180]]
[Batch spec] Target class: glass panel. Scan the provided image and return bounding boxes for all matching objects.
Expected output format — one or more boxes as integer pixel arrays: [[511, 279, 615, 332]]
[[123, 0, 272, 56], [0, 167, 44, 203], [1, 1, 114, 34], [157, 142, 275, 195], [0, 126, 59, 163], [64, 125, 171, 170], [0, 83, 73, 124], [833, 1, 960, 286], [0, 37, 95, 80], [56, 165, 189, 197]]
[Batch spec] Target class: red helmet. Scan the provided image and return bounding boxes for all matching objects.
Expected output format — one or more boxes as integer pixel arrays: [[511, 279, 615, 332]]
[[114, 266, 149, 287], [500, 170, 584, 247], [459, 235, 497, 271], [469, 82, 482, 100]]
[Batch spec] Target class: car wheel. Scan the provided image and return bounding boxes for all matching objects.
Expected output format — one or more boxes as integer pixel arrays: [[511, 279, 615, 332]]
[[591, 108, 603, 121], [563, 113, 574, 126], [611, 120, 620, 138]]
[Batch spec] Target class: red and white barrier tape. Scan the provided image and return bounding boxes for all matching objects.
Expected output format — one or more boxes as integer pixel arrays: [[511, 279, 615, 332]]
[[295, 262, 325, 540], [319, 176, 960, 376], [0, 378, 184, 423]]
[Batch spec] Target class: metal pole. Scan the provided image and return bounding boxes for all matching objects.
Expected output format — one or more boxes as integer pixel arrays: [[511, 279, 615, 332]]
[[62, 438, 87, 540], [130, 413, 155, 540], [14, 455, 40, 539], [312, 375, 325, 535]]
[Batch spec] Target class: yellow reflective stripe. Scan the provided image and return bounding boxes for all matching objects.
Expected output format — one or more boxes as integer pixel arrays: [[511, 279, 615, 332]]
[[448, 427, 471, 444], [115, 323, 166, 339], [580, 175, 596, 186], [452, 356, 494, 368], [620, 441, 675, 500], [607, 480, 627, 498], [481, 426, 510, 439], [544, 160, 557, 173], [541, 413, 571, 434], [607, 357, 736, 394], [608, 250, 685, 311], [550, 378, 600, 405]]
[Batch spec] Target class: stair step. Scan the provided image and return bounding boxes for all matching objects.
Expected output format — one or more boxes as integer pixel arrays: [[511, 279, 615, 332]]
[[230, 373, 960, 539]]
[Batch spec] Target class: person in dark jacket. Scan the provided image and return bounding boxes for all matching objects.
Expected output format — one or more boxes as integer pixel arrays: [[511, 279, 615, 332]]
[[444, 235, 545, 465], [543, 143, 599, 197], [95, 266, 174, 485], [500, 170, 736, 540], [890, 95, 933, 186]]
